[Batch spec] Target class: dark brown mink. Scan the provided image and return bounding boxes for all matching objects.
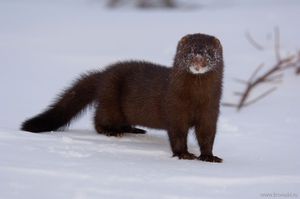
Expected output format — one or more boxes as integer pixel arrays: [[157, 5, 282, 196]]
[[21, 33, 224, 162]]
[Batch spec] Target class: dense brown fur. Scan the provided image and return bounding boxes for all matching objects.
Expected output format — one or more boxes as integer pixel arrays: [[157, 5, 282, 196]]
[[21, 33, 224, 162]]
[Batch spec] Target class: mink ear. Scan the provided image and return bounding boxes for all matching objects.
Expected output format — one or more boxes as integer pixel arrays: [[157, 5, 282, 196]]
[[213, 38, 221, 48], [179, 34, 190, 46]]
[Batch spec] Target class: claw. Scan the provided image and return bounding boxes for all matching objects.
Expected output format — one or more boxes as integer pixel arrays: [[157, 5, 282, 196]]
[[198, 154, 223, 163], [173, 152, 197, 160]]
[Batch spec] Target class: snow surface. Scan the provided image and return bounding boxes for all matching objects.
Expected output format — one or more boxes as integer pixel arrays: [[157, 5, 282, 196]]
[[0, 0, 300, 198]]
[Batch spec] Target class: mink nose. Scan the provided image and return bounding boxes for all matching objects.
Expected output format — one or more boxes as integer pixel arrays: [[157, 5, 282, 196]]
[[196, 57, 205, 64], [193, 56, 207, 70]]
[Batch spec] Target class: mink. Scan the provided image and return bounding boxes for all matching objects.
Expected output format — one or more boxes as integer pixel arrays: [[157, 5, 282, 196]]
[[21, 33, 224, 162]]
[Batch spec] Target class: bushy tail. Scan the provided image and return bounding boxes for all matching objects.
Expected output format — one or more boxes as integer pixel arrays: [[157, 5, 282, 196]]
[[21, 71, 102, 133]]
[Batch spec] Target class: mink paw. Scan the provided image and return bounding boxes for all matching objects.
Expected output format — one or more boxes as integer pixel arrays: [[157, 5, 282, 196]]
[[130, 127, 146, 134], [198, 154, 223, 163], [173, 152, 197, 160], [104, 132, 124, 137]]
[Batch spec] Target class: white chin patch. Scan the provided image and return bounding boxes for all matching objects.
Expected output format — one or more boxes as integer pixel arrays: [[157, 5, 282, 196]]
[[189, 66, 211, 74]]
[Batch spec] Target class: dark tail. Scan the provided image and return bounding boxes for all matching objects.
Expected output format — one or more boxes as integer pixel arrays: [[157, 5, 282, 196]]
[[21, 71, 102, 133]]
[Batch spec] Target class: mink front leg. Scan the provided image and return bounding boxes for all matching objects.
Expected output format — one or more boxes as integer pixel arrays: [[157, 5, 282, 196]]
[[168, 129, 197, 160], [195, 112, 223, 163]]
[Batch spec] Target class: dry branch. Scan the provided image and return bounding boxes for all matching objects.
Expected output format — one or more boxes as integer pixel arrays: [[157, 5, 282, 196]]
[[274, 27, 282, 62], [107, 0, 177, 8], [223, 28, 300, 111], [296, 52, 300, 75], [245, 32, 264, 51]]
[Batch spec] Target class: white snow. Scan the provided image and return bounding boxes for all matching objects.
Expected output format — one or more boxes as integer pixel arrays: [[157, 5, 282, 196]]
[[0, 0, 300, 198]]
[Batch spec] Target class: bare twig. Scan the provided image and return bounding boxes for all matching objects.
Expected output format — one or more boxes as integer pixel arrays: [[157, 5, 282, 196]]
[[107, 0, 177, 9], [243, 87, 277, 107], [249, 63, 264, 83], [234, 92, 243, 96], [245, 31, 264, 51], [274, 27, 281, 61], [221, 103, 238, 108], [296, 52, 300, 75], [266, 73, 283, 81], [233, 78, 248, 85], [223, 28, 300, 111]]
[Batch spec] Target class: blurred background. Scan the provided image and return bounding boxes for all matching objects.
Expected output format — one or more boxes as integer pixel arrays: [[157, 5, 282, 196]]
[[1, 0, 299, 130]]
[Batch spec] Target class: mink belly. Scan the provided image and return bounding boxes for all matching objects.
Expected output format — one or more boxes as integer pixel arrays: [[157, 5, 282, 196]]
[[125, 112, 167, 130], [121, 88, 167, 129], [118, 65, 170, 129]]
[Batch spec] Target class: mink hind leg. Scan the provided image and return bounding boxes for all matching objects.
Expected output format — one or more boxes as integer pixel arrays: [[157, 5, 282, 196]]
[[94, 103, 145, 137]]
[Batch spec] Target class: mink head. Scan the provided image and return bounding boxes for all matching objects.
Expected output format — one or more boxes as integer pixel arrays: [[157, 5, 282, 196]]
[[173, 33, 223, 75]]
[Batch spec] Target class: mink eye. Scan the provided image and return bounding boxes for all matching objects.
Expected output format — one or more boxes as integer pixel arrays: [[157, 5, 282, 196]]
[[207, 49, 214, 58]]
